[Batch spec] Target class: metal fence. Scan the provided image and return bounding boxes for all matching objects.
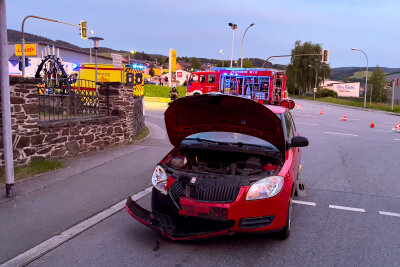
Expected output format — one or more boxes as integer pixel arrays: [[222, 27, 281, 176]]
[[37, 78, 101, 121]]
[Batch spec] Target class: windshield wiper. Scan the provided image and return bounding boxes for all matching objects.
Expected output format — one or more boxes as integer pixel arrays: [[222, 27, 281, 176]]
[[183, 138, 224, 145]]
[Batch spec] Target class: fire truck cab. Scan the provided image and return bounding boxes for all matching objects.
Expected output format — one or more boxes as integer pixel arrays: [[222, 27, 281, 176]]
[[186, 68, 293, 108]]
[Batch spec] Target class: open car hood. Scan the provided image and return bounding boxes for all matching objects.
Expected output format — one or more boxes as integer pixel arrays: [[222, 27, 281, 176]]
[[164, 94, 285, 154]]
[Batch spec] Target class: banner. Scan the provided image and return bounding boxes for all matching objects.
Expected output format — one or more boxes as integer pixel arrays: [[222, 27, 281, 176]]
[[15, 44, 37, 57], [111, 53, 122, 68], [169, 49, 177, 72]]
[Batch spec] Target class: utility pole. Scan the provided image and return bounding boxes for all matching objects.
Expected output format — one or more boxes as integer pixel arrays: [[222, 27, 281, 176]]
[[0, 0, 15, 197], [241, 23, 254, 68], [228, 23, 237, 68], [308, 65, 318, 100]]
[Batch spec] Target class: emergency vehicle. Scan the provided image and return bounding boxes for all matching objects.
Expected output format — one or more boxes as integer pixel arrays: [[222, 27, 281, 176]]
[[186, 68, 294, 108]]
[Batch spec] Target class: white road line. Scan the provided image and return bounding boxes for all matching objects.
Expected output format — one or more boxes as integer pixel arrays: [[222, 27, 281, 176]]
[[337, 118, 360, 121], [374, 129, 392, 132], [324, 131, 359, 137], [1, 186, 153, 267], [292, 200, 316, 206], [378, 211, 400, 217], [384, 122, 395, 124], [296, 123, 318, 126], [394, 139, 400, 141], [329, 205, 366, 213]]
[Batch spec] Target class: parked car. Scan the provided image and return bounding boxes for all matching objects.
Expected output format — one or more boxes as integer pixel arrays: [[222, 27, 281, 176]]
[[144, 79, 157, 85], [126, 94, 308, 240]]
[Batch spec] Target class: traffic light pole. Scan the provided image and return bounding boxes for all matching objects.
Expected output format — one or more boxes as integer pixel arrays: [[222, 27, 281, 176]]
[[21, 15, 80, 77], [262, 53, 325, 68], [1, 0, 14, 197]]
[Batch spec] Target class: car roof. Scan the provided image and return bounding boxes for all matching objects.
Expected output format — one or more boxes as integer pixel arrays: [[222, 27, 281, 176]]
[[264, 104, 288, 114]]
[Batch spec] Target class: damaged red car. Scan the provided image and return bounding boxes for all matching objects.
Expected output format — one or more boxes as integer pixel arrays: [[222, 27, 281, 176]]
[[126, 94, 308, 240]]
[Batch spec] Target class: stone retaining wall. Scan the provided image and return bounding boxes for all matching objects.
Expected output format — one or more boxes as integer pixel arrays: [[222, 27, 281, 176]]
[[0, 77, 145, 166]]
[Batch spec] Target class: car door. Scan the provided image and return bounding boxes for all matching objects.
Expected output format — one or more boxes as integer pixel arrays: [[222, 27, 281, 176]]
[[286, 112, 301, 179]]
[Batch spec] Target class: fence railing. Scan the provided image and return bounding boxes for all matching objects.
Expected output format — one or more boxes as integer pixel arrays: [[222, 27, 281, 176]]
[[37, 78, 102, 121]]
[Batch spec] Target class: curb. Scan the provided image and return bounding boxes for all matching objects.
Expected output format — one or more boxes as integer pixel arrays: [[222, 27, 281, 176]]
[[293, 98, 400, 117]]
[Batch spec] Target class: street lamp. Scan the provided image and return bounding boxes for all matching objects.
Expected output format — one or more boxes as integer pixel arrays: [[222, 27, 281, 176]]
[[308, 64, 318, 100], [228, 22, 238, 68], [351, 48, 368, 108], [128, 50, 135, 65], [241, 23, 254, 68], [89, 30, 94, 63], [219, 49, 224, 67], [88, 36, 103, 88]]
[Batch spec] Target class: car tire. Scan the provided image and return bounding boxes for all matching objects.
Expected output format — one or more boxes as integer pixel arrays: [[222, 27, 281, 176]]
[[278, 197, 292, 240]]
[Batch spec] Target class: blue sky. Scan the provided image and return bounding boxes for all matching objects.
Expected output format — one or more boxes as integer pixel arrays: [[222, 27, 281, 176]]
[[5, 0, 400, 68]]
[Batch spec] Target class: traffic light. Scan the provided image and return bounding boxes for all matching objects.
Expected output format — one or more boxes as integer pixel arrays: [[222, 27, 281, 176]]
[[18, 57, 29, 71], [80, 21, 87, 39], [322, 49, 329, 63]]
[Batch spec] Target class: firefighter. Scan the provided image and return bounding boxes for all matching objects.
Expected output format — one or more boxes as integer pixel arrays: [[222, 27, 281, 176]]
[[169, 85, 179, 103]]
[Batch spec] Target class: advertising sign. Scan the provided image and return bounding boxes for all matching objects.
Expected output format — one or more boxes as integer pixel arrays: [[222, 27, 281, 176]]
[[15, 44, 37, 57], [111, 53, 123, 68], [177, 71, 182, 78], [332, 82, 360, 97], [169, 49, 177, 72]]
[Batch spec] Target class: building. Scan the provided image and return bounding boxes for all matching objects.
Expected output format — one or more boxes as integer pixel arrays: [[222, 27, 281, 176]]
[[7, 42, 113, 77], [384, 73, 400, 104], [322, 80, 361, 97]]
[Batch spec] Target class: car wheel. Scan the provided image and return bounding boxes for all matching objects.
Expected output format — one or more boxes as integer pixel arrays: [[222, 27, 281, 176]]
[[278, 198, 292, 240]]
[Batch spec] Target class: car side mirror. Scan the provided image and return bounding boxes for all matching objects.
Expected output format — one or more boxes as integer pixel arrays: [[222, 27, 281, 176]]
[[290, 136, 309, 147]]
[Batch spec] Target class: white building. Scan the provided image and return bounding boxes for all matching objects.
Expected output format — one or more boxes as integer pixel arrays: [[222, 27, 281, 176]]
[[323, 80, 360, 97]]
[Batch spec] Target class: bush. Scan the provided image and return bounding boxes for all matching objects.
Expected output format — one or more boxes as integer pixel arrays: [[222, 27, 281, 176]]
[[317, 88, 338, 98], [144, 85, 186, 98]]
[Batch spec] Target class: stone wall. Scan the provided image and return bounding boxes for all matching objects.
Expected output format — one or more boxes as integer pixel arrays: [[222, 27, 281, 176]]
[[0, 77, 145, 166]]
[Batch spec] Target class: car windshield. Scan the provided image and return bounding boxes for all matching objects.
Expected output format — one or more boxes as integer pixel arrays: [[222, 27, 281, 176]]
[[183, 132, 278, 150]]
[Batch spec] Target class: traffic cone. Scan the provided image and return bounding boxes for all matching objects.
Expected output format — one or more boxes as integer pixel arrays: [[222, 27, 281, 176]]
[[370, 121, 375, 128], [320, 108, 323, 115], [342, 113, 347, 121], [295, 103, 302, 109]]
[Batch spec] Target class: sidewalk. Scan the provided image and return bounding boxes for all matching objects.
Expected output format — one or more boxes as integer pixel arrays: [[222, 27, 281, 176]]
[[0, 122, 171, 264]]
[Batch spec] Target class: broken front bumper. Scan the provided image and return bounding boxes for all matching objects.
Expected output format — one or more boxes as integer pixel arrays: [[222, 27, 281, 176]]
[[125, 197, 232, 240]]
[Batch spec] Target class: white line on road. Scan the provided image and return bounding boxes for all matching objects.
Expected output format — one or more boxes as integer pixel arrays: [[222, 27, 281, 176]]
[[374, 129, 392, 133], [394, 139, 400, 141], [1, 186, 153, 267], [292, 200, 316, 206], [324, 132, 359, 137], [329, 205, 366, 213], [384, 122, 395, 124], [296, 123, 318, 126], [378, 211, 400, 217]]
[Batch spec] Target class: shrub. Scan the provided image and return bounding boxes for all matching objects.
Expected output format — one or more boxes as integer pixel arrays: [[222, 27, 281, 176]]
[[317, 88, 338, 98], [144, 85, 186, 98]]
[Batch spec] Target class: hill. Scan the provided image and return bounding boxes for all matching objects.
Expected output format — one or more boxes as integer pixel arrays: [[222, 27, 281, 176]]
[[331, 67, 400, 82]]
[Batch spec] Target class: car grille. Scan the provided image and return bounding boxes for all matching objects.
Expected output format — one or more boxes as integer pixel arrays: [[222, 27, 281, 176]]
[[190, 186, 240, 203], [240, 216, 275, 229]]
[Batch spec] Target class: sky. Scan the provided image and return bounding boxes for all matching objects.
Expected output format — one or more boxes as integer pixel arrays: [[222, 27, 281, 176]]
[[5, 0, 400, 68]]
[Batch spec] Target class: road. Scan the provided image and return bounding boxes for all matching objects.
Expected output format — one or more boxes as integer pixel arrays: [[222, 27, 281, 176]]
[[2, 99, 400, 266]]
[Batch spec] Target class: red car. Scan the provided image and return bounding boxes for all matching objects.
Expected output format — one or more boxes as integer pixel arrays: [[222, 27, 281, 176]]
[[126, 94, 308, 240]]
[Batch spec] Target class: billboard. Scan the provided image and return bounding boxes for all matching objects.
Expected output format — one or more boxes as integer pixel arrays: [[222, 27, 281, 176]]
[[15, 44, 37, 57], [332, 82, 360, 97], [169, 48, 177, 72]]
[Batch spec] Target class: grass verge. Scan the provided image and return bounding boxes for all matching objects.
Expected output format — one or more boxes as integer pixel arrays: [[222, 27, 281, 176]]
[[128, 126, 150, 145], [144, 85, 186, 98], [295, 96, 400, 113], [0, 159, 64, 184]]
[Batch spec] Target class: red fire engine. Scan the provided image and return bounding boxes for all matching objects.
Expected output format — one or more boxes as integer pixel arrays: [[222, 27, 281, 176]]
[[186, 68, 294, 109]]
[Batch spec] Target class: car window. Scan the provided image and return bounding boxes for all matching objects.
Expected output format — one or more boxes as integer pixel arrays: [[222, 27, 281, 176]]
[[287, 112, 296, 133], [188, 74, 198, 85], [199, 74, 206, 83], [284, 113, 294, 139], [207, 74, 216, 84]]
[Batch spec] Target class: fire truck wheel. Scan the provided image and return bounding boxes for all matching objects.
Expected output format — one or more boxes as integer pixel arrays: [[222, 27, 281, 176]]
[[280, 100, 290, 109], [289, 100, 295, 109]]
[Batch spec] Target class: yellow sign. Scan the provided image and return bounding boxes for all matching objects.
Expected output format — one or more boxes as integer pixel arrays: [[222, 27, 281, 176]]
[[15, 44, 37, 57], [169, 48, 177, 72]]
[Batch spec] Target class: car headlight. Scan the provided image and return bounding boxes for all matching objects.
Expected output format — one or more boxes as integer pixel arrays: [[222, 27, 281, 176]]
[[246, 176, 284, 201], [152, 165, 168, 195]]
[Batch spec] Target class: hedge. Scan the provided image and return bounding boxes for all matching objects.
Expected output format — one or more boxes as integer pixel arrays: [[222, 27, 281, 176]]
[[144, 85, 187, 98]]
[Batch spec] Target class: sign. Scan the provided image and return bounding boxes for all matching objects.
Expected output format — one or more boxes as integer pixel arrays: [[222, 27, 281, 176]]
[[169, 49, 177, 72], [313, 87, 317, 93], [15, 44, 37, 57], [332, 82, 360, 97], [111, 53, 122, 68], [177, 72, 182, 78]]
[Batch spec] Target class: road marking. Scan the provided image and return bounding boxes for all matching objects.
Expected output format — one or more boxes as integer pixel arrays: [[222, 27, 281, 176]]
[[378, 211, 400, 217], [324, 132, 359, 137], [1, 186, 153, 267], [329, 205, 366, 213], [295, 114, 317, 117], [394, 139, 400, 141], [337, 118, 359, 121], [374, 129, 392, 133], [296, 123, 318, 126], [384, 122, 395, 124], [292, 200, 316, 206]]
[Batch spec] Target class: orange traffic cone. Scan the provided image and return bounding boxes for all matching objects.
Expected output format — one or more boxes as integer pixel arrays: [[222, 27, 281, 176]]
[[342, 113, 347, 121], [370, 121, 375, 128], [320, 108, 323, 115]]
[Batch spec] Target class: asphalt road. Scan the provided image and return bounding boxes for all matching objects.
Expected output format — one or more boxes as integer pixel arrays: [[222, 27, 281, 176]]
[[3, 99, 400, 266]]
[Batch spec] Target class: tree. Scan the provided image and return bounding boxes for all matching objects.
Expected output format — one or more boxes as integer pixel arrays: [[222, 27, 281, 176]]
[[159, 56, 167, 65], [286, 41, 331, 95], [149, 68, 155, 77], [368, 66, 387, 102], [242, 58, 254, 68], [191, 57, 201, 70]]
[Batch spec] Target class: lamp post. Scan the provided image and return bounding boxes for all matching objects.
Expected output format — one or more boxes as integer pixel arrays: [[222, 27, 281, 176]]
[[308, 64, 318, 100], [219, 49, 224, 67], [228, 22, 237, 68], [128, 50, 135, 65], [351, 48, 368, 108], [89, 30, 94, 63], [241, 23, 254, 68], [89, 37, 103, 89]]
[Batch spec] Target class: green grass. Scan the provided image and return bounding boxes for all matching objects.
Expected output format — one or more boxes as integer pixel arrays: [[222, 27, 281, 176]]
[[349, 71, 373, 80], [295, 96, 400, 113], [144, 85, 186, 98], [127, 126, 150, 145], [0, 159, 63, 184]]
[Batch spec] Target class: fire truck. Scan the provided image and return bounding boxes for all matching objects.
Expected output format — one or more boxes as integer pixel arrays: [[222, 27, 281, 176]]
[[186, 67, 294, 109]]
